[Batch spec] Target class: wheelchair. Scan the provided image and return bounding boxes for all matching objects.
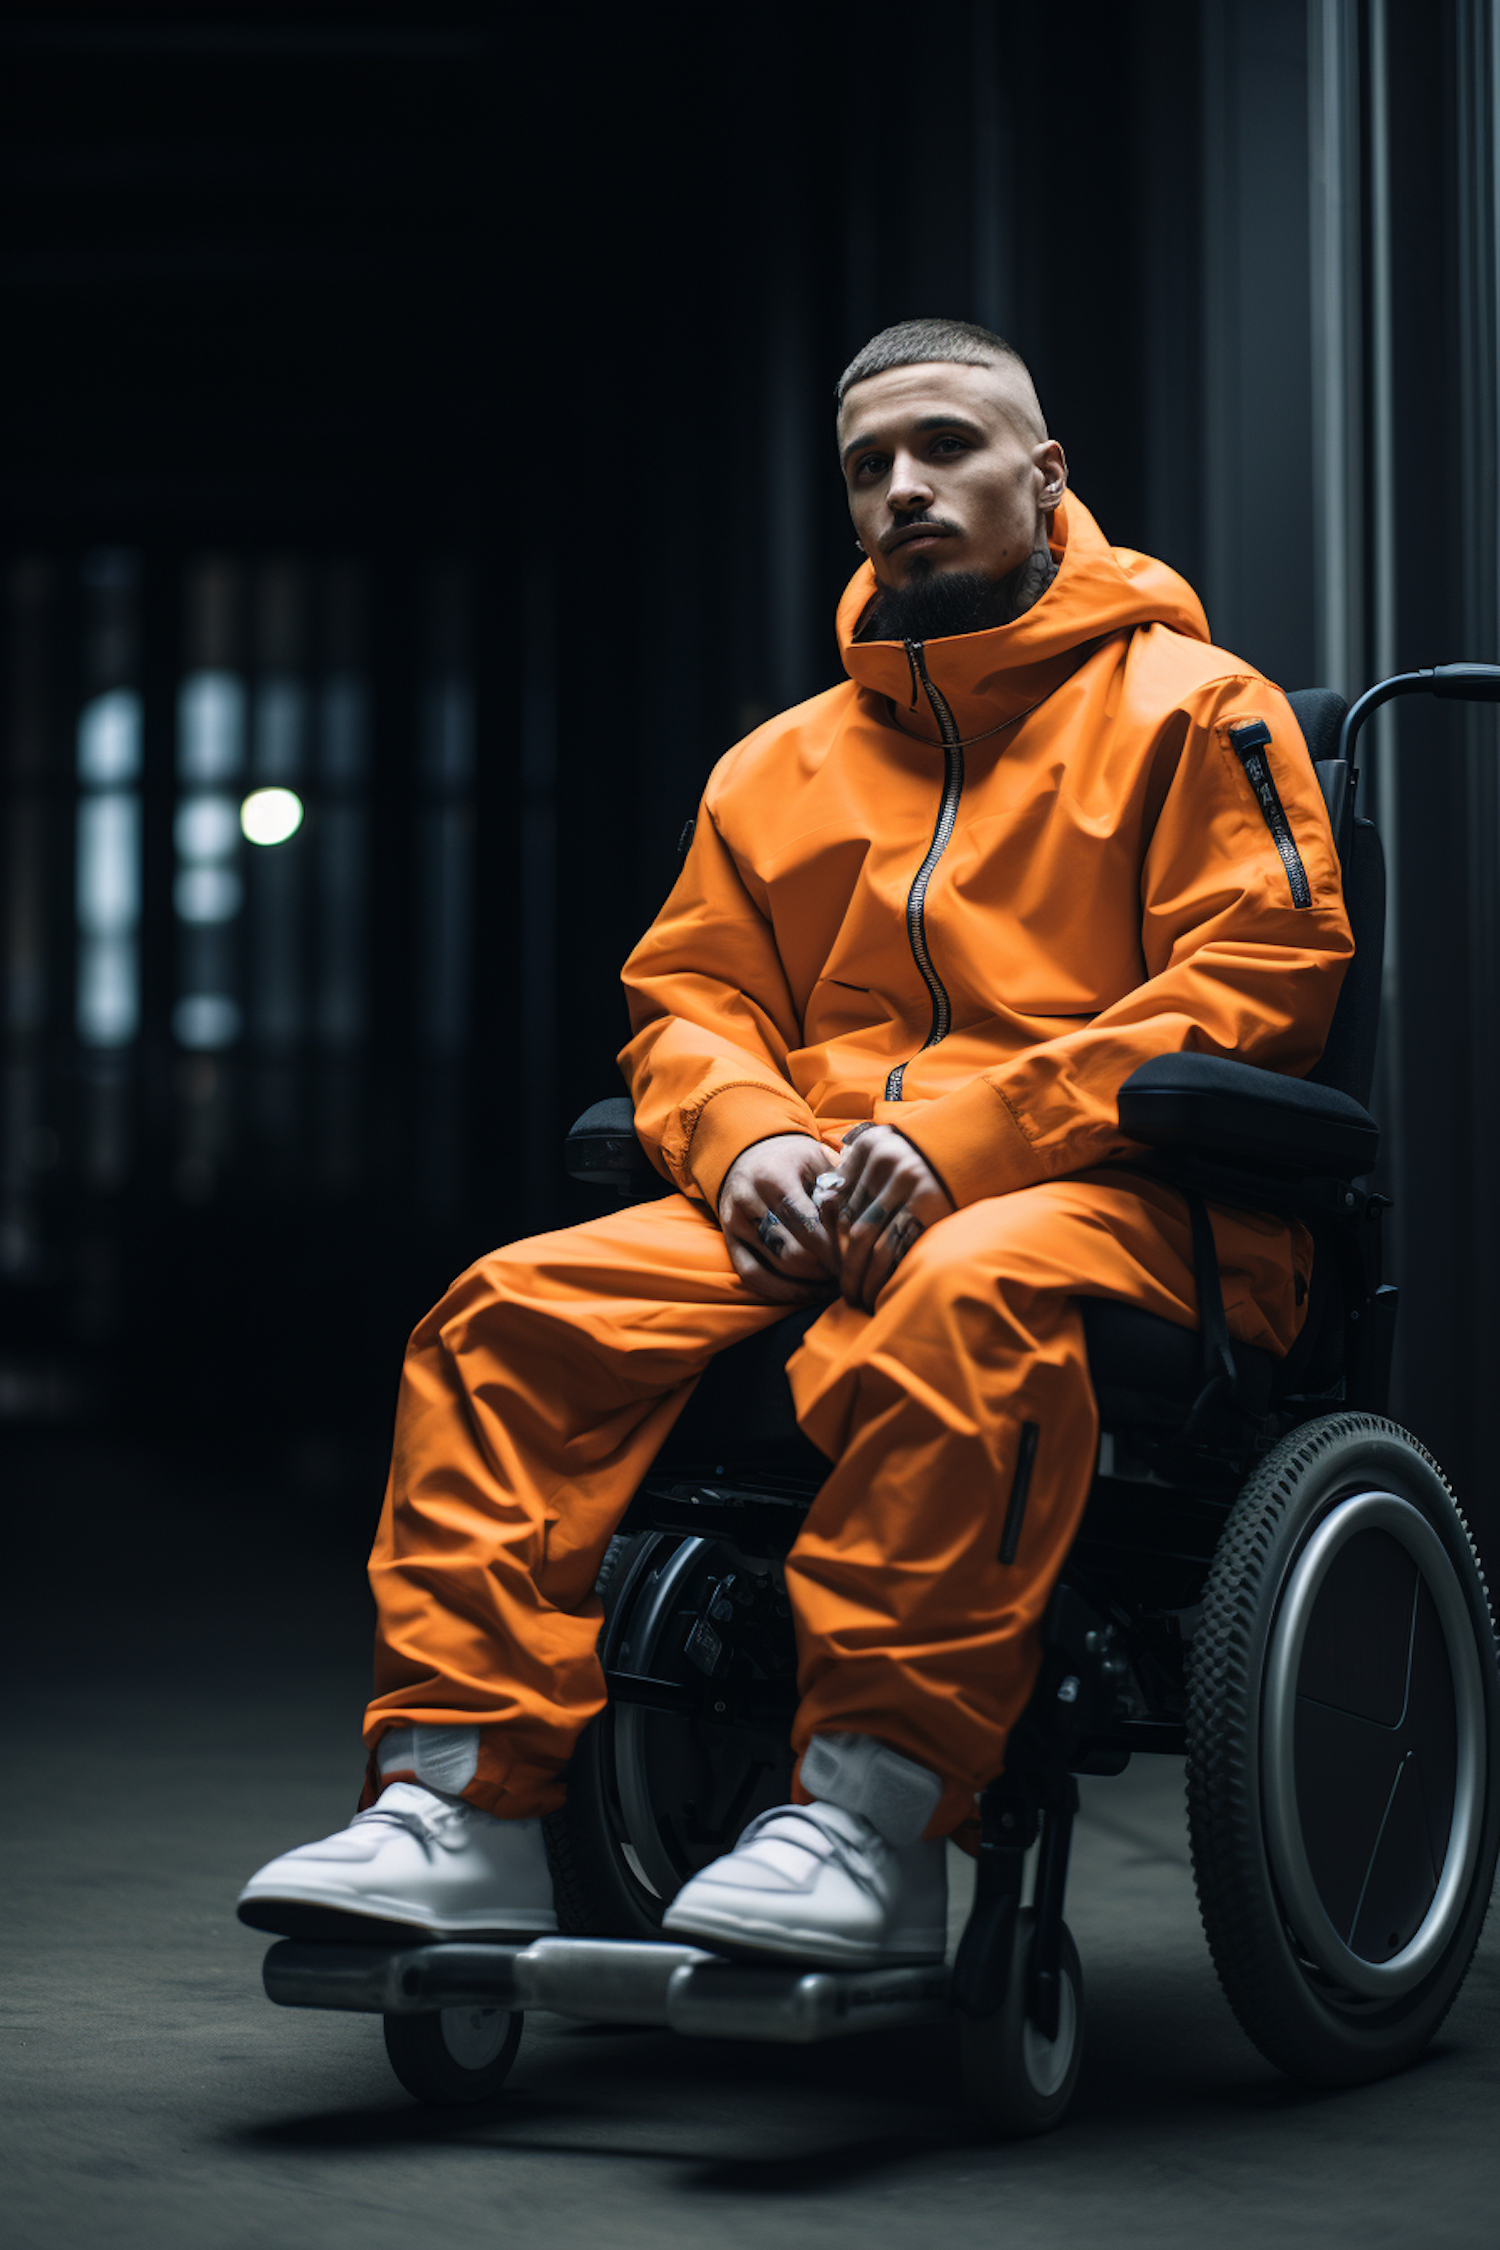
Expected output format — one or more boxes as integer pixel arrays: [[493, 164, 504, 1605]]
[[261, 667, 1500, 2135]]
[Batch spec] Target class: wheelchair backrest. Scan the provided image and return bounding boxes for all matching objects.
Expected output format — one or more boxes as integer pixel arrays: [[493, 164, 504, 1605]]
[[1284, 687, 1386, 1112]]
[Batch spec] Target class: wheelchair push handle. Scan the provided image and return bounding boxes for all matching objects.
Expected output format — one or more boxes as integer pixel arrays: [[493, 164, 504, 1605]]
[[1322, 662, 1500, 870], [1337, 661, 1500, 767]]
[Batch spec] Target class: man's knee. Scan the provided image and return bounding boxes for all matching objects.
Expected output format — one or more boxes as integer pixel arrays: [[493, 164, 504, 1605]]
[[403, 1234, 555, 1366]]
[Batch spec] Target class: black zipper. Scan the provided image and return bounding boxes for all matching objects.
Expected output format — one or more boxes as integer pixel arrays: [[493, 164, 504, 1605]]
[[1228, 720, 1312, 909], [885, 639, 964, 1100]]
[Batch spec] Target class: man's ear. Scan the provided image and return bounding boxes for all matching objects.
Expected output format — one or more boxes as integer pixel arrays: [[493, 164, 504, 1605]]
[[1035, 440, 1068, 513]]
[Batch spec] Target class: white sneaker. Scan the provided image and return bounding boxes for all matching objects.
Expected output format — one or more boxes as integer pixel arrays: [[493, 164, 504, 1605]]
[[662, 1800, 947, 1966], [662, 1732, 948, 1967], [236, 1782, 559, 1944]]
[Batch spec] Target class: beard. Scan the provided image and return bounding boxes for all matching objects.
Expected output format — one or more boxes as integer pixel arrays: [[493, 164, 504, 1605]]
[[857, 548, 1057, 643]]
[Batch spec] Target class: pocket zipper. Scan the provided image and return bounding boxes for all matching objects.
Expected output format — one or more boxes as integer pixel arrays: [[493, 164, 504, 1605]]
[[1228, 720, 1312, 909]]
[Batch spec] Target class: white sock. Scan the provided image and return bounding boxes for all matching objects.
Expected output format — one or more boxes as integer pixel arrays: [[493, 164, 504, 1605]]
[[799, 1732, 943, 1845], [376, 1722, 480, 1797]]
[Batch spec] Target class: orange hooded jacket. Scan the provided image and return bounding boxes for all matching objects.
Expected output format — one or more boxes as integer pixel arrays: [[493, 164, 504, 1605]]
[[620, 494, 1355, 1211]]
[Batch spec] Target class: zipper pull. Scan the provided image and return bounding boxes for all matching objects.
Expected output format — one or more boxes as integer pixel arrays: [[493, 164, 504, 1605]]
[[903, 639, 923, 709]]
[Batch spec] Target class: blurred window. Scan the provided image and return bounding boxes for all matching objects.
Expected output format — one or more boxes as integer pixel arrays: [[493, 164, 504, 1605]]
[[174, 578, 247, 1058], [75, 690, 141, 1050]]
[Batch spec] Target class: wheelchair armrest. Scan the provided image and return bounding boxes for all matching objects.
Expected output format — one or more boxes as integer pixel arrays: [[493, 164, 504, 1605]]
[[1117, 1054, 1379, 1180], [565, 1096, 658, 1193]]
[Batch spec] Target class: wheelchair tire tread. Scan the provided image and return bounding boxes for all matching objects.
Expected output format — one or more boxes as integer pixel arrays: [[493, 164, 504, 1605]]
[[1186, 1411, 1497, 2086]]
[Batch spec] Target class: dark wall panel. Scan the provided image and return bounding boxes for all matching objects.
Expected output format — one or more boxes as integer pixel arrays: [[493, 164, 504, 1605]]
[[0, 5, 1493, 1584]]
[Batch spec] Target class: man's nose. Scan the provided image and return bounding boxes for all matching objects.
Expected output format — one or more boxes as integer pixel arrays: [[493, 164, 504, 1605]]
[[887, 452, 935, 514]]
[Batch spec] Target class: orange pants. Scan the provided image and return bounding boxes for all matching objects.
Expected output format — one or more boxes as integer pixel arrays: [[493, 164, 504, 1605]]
[[364, 1171, 1305, 1838]]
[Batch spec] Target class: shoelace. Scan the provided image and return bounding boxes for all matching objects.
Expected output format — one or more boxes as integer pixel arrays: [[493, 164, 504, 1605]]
[[349, 1799, 464, 1854], [734, 1805, 883, 1900]]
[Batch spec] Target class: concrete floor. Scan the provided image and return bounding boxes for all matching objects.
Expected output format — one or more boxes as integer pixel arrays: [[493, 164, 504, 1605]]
[[6, 1482, 1499, 2250]]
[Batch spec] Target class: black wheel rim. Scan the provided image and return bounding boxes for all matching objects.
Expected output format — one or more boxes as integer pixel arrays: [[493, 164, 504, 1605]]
[[610, 1535, 796, 1900]]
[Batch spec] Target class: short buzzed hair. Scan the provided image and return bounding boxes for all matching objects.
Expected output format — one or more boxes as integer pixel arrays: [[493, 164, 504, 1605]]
[[835, 319, 1046, 443], [835, 317, 1028, 407]]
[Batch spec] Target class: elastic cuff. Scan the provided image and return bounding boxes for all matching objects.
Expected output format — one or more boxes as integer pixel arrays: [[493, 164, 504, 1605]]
[[688, 1085, 819, 1207], [896, 1076, 1042, 1208], [799, 1732, 944, 1845]]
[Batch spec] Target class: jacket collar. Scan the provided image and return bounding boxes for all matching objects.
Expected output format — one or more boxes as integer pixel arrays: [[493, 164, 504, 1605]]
[[835, 491, 1211, 746]]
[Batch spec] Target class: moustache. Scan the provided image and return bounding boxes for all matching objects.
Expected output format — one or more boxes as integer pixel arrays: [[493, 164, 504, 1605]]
[[879, 515, 963, 555]]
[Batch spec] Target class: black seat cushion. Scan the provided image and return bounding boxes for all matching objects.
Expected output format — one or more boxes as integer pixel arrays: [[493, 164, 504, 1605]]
[[1119, 1052, 1378, 1176], [565, 1096, 659, 1192], [1080, 1296, 1273, 1429]]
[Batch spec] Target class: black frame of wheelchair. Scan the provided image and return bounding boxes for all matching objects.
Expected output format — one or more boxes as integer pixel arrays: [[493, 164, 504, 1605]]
[[263, 667, 1500, 2134]]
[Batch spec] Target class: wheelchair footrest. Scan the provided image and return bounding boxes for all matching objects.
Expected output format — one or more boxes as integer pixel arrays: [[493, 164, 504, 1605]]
[[262, 1935, 951, 2042], [263, 1936, 708, 2022], [665, 1957, 950, 2044]]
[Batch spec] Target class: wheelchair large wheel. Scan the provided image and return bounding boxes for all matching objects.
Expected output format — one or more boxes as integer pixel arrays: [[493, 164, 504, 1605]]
[[1188, 1414, 1499, 2085], [544, 1531, 797, 1937], [382, 2007, 523, 2107], [958, 1908, 1085, 2136]]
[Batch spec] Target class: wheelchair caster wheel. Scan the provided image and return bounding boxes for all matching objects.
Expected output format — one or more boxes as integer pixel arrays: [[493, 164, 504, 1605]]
[[382, 2007, 523, 2107], [959, 1907, 1084, 2136]]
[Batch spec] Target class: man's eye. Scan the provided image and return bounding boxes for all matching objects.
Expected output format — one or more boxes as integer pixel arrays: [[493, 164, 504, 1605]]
[[931, 437, 967, 455], [855, 455, 888, 478]]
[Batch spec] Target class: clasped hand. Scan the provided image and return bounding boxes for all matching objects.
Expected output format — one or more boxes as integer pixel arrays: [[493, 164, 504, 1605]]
[[717, 1126, 955, 1311]]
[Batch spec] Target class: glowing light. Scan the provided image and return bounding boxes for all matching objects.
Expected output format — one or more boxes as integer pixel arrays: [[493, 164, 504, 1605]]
[[175, 793, 239, 861], [174, 867, 244, 924], [240, 787, 304, 847], [179, 672, 245, 782], [78, 689, 143, 784], [173, 994, 242, 1050]]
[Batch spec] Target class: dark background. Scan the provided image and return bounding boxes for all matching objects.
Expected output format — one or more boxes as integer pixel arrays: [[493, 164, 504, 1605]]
[[2, 2, 1497, 1573]]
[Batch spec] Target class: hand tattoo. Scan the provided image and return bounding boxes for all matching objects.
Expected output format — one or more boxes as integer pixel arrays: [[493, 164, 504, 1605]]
[[889, 1212, 921, 1265]]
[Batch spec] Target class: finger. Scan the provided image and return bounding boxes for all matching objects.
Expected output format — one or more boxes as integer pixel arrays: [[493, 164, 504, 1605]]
[[731, 1194, 830, 1281], [839, 1137, 904, 1228], [861, 1207, 923, 1310], [797, 1138, 844, 1187], [811, 1171, 848, 1244], [845, 1151, 937, 1236], [736, 1197, 827, 1282], [725, 1229, 820, 1304], [842, 1178, 893, 1241], [835, 1130, 873, 1198], [754, 1203, 791, 1258], [839, 1195, 892, 1305], [840, 1162, 888, 1231], [777, 1188, 840, 1274]]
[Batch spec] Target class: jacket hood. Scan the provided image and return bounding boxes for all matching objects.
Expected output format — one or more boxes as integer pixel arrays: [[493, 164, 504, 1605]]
[[836, 491, 1210, 742]]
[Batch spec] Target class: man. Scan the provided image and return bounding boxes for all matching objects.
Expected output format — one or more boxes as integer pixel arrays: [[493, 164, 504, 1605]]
[[239, 318, 1352, 1967]]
